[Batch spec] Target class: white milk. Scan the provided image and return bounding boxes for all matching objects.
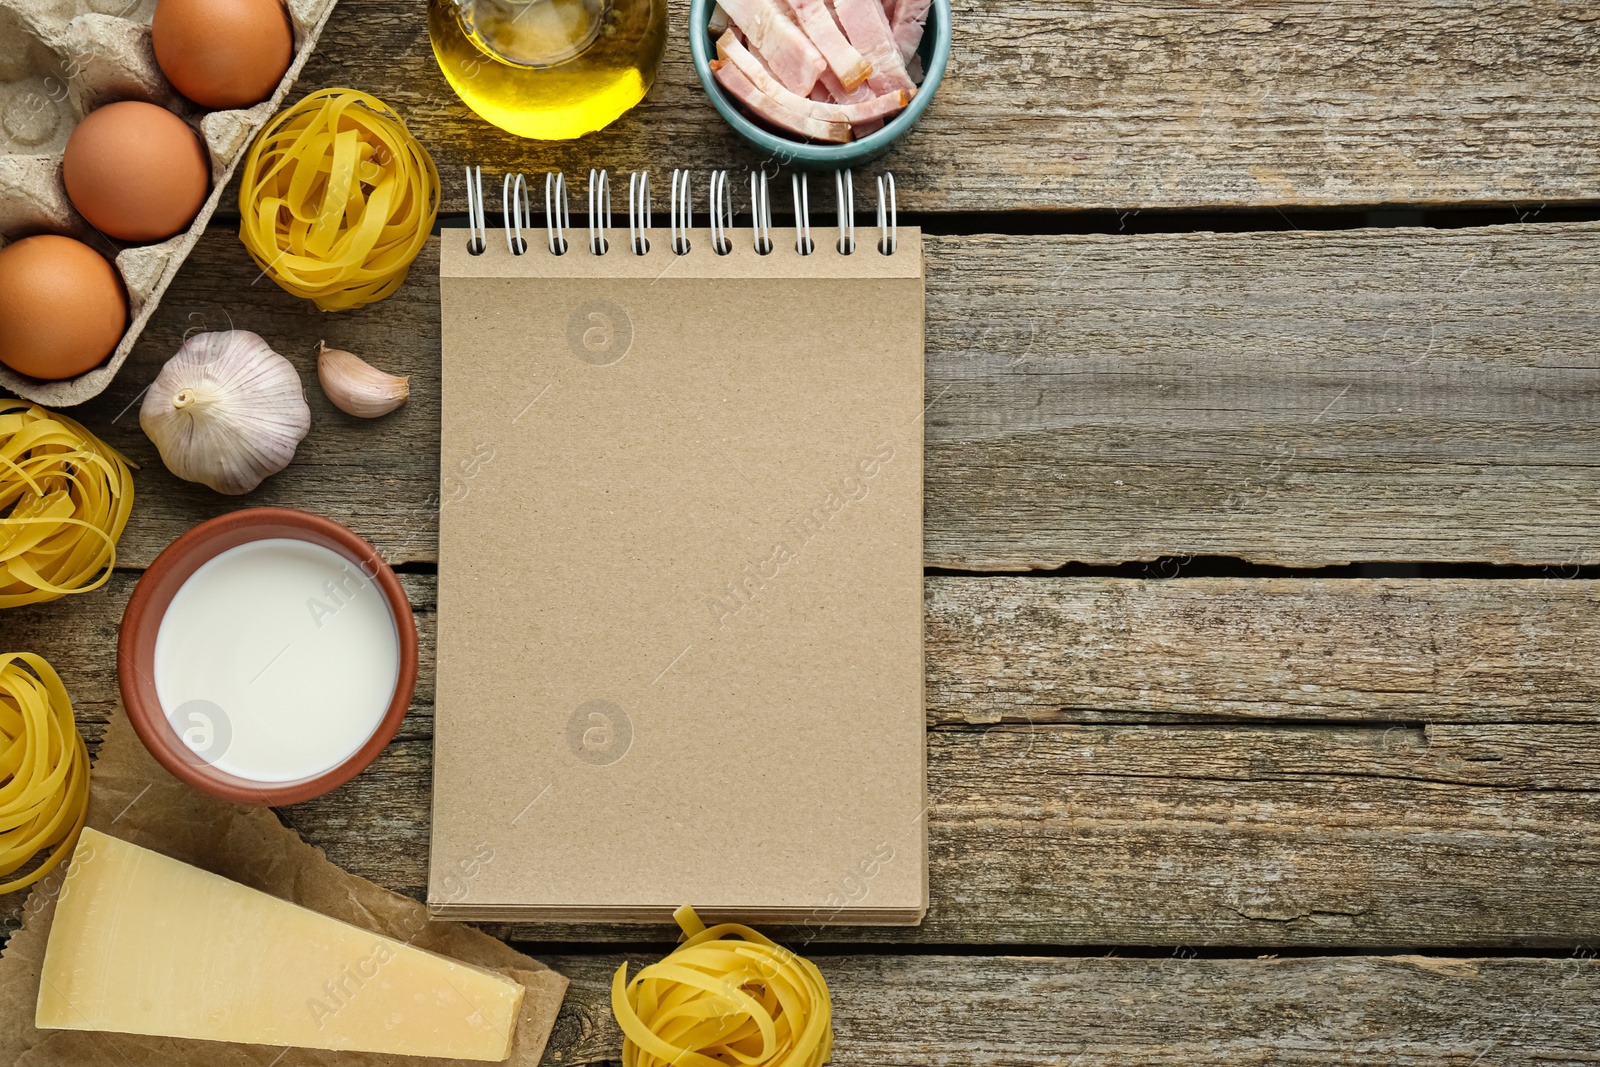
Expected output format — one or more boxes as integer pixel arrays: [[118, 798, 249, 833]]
[[153, 538, 401, 783]]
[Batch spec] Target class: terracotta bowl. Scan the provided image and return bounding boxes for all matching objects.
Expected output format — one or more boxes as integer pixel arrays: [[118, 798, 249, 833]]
[[118, 507, 417, 806]]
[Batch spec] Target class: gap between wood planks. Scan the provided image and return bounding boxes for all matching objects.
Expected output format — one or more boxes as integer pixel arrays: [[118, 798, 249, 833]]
[[103, 556, 1600, 587], [203, 201, 1600, 238], [409, 203, 1600, 239], [377, 559, 1600, 580], [515, 941, 1599, 961]]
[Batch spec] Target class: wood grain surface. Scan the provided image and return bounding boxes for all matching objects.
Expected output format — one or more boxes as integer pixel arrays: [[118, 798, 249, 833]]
[[68, 222, 1600, 570], [20, 574, 1597, 731], [924, 578, 1600, 725], [295, 0, 1600, 212], [271, 723, 1600, 948], [924, 223, 1600, 570], [538, 953, 1600, 1067], [5, 1, 1598, 1060], [10, 575, 1598, 948]]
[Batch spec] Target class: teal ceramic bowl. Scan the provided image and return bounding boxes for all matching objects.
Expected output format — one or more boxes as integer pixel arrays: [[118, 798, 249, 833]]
[[689, 0, 951, 170]]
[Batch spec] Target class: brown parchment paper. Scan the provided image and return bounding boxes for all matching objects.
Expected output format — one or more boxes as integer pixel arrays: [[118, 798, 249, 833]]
[[0, 709, 568, 1067]]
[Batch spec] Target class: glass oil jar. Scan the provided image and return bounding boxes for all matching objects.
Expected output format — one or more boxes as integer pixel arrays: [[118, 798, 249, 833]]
[[428, 0, 667, 140]]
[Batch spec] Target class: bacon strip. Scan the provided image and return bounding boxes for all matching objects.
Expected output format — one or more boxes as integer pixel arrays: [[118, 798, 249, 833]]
[[819, 65, 880, 105], [815, 68, 883, 133], [782, 0, 873, 90], [710, 61, 852, 142], [889, 0, 929, 64], [830, 0, 916, 94], [718, 29, 906, 125], [718, 0, 827, 96]]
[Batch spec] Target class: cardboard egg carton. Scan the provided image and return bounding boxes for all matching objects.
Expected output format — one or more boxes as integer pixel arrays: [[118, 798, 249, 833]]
[[0, 0, 339, 406]]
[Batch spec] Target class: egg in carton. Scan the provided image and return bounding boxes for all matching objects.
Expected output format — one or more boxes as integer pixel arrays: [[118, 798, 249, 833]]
[[0, 0, 339, 406]]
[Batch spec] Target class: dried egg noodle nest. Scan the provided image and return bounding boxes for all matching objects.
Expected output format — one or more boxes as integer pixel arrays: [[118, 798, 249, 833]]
[[612, 906, 833, 1067], [0, 653, 90, 893], [0, 400, 134, 609], [239, 88, 440, 312]]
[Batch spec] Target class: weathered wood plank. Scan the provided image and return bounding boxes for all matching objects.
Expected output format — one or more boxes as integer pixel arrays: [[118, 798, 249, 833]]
[[279, 723, 1600, 948], [292, 0, 1600, 212], [924, 223, 1600, 569], [8, 572, 1600, 946], [925, 578, 1600, 725], [537, 954, 1600, 1067], [16, 575, 1598, 729], [62, 222, 1600, 570], [11, 716, 1600, 948]]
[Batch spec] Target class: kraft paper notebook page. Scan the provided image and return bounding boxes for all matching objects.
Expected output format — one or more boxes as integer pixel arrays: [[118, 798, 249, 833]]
[[429, 179, 926, 925]]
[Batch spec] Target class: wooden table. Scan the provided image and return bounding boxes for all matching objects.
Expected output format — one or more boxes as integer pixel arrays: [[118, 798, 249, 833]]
[[7, 1, 1600, 1062]]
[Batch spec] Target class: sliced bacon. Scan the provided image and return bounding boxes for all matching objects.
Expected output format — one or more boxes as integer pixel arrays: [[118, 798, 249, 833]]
[[817, 67, 887, 133], [781, 0, 873, 91], [718, 29, 906, 126], [710, 60, 852, 142], [830, 0, 916, 94], [818, 65, 877, 105], [889, 0, 929, 64], [718, 0, 827, 96], [709, 3, 730, 33]]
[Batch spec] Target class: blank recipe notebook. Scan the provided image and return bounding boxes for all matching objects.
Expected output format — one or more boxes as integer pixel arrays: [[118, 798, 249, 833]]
[[429, 182, 926, 924]]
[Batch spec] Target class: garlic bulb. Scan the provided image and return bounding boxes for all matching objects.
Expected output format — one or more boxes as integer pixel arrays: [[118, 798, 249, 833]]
[[141, 330, 311, 495], [316, 342, 409, 418]]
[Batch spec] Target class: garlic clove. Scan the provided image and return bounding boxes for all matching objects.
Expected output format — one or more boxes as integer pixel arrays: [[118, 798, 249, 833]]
[[317, 342, 409, 419], [140, 330, 311, 496]]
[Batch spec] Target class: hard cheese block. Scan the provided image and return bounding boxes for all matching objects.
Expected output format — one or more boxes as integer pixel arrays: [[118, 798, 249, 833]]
[[36, 828, 524, 1061]]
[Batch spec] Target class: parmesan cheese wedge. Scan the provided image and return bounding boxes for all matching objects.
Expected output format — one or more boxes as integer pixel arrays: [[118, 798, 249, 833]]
[[36, 828, 524, 1061]]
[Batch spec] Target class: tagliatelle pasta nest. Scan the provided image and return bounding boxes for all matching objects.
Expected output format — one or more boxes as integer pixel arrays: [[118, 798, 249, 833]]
[[612, 905, 833, 1067], [239, 88, 440, 312], [0, 653, 90, 894], [0, 400, 134, 609]]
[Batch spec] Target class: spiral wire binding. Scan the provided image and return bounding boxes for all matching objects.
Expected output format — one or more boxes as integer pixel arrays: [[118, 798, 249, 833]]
[[469, 167, 896, 258], [749, 169, 773, 255], [464, 165, 486, 254], [503, 172, 529, 255], [670, 169, 693, 255], [589, 168, 611, 255], [792, 173, 814, 256], [629, 171, 652, 255], [835, 169, 855, 255], [876, 172, 897, 255], [709, 170, 734, 255], [545, 172, 570, 256]]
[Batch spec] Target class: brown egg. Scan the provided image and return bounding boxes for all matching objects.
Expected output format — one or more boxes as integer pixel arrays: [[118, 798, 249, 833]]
[[63, 102, 210, 244], [152, 0, 294, 110], [0, 235, 128, 380]]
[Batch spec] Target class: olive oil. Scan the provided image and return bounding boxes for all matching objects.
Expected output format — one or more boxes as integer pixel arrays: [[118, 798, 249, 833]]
[[428, 0, 666, 140]]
